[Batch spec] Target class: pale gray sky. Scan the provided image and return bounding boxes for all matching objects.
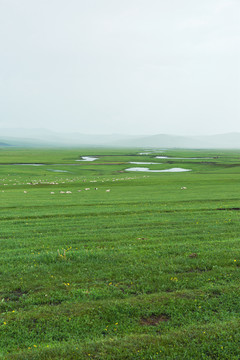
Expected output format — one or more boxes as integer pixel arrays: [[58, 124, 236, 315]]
[[0, 0, 239, 135]]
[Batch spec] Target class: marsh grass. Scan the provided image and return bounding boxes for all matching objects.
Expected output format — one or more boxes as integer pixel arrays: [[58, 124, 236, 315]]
[[0, 148, 239, 359]]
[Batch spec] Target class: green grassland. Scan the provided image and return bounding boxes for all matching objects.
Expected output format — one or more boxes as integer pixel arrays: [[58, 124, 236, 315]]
[[0, 148, 239, 359]]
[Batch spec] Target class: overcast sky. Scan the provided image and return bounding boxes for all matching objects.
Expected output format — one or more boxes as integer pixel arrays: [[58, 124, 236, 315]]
[[0, 0, 239, 135]]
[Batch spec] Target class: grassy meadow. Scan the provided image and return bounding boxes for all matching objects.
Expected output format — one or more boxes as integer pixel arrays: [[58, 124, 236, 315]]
[[0, 147, 239, 359]]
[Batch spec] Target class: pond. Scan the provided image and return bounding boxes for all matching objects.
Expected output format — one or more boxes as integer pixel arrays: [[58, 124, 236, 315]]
[[125, 167, 191, 173], [129, 162, 162, 165], [75, 157, 98, 161], [155, 156, 212, 160]]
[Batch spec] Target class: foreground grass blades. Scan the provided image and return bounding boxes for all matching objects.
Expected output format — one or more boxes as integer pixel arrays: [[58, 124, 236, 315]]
[[0, 148, 239, 359]]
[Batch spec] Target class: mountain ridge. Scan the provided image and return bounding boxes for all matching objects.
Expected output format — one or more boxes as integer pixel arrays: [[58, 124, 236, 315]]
[[1, 129, 240, 148]]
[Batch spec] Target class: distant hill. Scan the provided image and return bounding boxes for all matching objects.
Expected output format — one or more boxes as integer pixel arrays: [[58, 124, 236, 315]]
[[0, 141, 11, 146], [111, 133, 240, 148], [1, 128, 240, 148]]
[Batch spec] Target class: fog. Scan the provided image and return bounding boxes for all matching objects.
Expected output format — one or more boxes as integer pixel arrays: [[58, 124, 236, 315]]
[[0, 0, 239, 135]]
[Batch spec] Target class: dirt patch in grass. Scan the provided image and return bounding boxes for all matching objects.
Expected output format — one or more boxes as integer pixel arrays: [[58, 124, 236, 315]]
[[4, 288, 28, 302], [189, 253, 198, 258], [140, 314, 170, 326]]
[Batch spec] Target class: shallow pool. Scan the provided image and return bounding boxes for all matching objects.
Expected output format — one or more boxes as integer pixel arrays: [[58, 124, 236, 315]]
[[75, 157, 98, 161], [125, 167, 191, 173]]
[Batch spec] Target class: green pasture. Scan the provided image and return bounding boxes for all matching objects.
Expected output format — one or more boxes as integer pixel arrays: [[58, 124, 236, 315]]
[[0, 148, 239, 359]]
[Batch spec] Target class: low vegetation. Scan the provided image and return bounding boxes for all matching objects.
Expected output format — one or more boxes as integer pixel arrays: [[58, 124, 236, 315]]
[[0, 148, 239, 359]]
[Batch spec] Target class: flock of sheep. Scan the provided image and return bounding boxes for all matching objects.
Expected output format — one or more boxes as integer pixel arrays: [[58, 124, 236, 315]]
[[21, 188, 111, 194]]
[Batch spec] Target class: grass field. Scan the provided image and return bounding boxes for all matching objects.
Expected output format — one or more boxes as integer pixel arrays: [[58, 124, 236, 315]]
[[0, 147, 239, 359]]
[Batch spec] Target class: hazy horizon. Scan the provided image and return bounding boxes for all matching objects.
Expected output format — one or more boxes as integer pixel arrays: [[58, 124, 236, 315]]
[[0, 0, 239, 136], [2, 126, 240, 137]]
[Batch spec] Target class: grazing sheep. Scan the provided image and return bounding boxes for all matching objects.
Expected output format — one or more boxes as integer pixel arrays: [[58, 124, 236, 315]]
[[66, 191, 72, 194], [181, 187, 187, 190], [78, 190, 82, 192], [85, 188, 90, 190], [24, 191, 28, 193], [106, 189, 110, 192], [60, 191, 65, 194]]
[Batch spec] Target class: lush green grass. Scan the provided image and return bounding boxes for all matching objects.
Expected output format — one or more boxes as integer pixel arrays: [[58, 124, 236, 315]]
[[0, 148, 239, 359]]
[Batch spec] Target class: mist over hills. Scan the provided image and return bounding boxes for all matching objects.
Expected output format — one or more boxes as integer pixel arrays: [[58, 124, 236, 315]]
[[1, 128, 240, 148]]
